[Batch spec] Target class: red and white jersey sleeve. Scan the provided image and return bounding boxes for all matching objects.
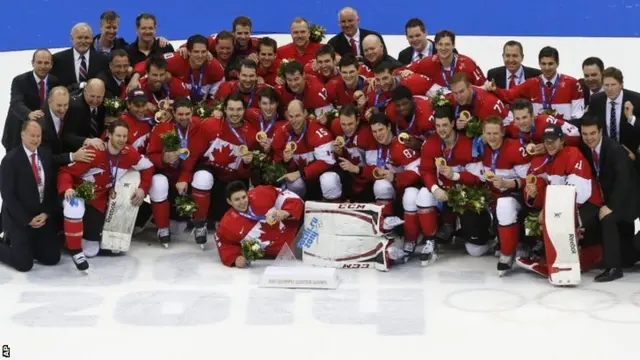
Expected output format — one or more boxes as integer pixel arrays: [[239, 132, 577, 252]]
[[404, 53, 486, 88], [271, 119, 335, 180], [419, 134, 483, 190], [385, 95, 436, 138], [147, 118, 202, 181], [506, 113, 580, 146], [482, 139, 531, 196], [545, 147, 602, 206], [364, 138, 421, 189], [119, 112, 152, 154], [452, 88, 512, 124], [494, 74, 584, 120], [329, 120, 376, 166]]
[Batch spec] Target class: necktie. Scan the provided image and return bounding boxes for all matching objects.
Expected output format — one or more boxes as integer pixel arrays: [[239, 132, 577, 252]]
[[90, 108, 98, 136], [31, 153, 41, 185], [418, 53, 424, 60], [79, 55, 88, 82], [508, 72, 516, 89], [592, 149, 599, 165], [39, 79, 46, 104], [120, 82, 126, 99], [349, 38, 358, 56], [610, 101, 618, 141]]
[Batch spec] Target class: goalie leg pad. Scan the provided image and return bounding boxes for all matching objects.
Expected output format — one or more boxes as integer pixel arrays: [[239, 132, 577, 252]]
[[149, 174, 169, 202], [319, 171, 342, 200]]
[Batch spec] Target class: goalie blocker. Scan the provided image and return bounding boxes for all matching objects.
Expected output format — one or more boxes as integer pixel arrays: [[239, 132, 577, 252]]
[[300, 201, 405, 271]]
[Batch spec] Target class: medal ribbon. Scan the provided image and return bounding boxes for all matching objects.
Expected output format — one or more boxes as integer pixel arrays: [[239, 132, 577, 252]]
[[151, 83, 171, 105], [441, 133, 459, 163], [260, 113, 278, 134], [531, 155, 552, 174], [345, 77, 365, 99], [376, 145, 390, 167], [518, 122, 536, 146], [238, 206, 266, 222], [454, 91, 476, 118], [189, 66, 204, 101], [287, 120, 308, 145], [108, 149, 121, 191], [490, 149, 500, 173], [176, 124, 189, 148], [244, 87, 256, 108], [441, 55, 458, 89], [539, 76, 560, 110], [227, 121, 246, 145]]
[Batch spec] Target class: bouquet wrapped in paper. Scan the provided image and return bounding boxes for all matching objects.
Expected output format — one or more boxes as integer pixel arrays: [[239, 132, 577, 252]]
[[446, 185, 492, 214], [74, 181, 96, 203], [524, 211, 542, 237], [175, 195, 198, 217], [309, 24, 326, 43], [241, 238, 267, 264]]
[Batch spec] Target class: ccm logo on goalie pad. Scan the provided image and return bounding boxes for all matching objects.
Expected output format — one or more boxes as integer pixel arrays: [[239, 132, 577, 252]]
[[298, 217, 320, 248], [342, 263, 371, 269], [338, 204, 366, 209]]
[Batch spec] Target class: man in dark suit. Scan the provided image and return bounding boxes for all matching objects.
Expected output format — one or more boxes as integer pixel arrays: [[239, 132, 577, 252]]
[[397, 18, 435, 65], [50, 23, 109, 91], [327, 7, 386, 58], [486, 40, 541, 89], [96, 49, 129, 99], [579, 115, 640, 281], [62, 78, 107, 152], [2, 49, 60, 152], [362, 34, 402, 70], [579, 57, 604, 110], [0, 120, 61, 272], [587, 67, 640, 156]]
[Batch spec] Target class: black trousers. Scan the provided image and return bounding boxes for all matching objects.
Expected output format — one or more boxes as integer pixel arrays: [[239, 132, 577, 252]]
[[83, 205, 107, 242], [0, 214, 61, 272], [458, 210, 492, 245]]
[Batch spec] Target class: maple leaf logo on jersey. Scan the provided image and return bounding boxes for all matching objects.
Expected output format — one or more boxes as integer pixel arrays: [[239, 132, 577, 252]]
[[211, 144, 237, 167], [294, 155, 310, 168]]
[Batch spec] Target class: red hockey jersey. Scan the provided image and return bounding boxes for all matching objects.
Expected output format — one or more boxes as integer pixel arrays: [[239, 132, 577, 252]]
[[275, 75, 333, 116], [385, 95, 436, 138], [57, 144, 154, 213], [505, 113, 580, 147], [482, 139, 531, 197], [257, 59, 281, 87], [419, 133, 483, 191], [244, 108, 287, 139], [403, 53, 486, 89], [118, 112, 153, 153], [213, 81, 267, 109], [450, 87, 512, 123], [362, 137, 422, 190], [326, 76, 368, 108], [277, 42, 322, 65], [363, 74, 434, 111], [138, 76, 191, 106], [271, 119, 336, 180], [147, 117, 203, 182], [215, 185, 304, 267]]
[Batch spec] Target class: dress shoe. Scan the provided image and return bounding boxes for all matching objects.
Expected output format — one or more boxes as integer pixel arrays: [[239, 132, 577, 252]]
[[594, 268, 623, 282]]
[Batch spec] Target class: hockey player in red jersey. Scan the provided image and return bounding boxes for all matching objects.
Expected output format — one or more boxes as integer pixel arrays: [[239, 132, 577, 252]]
[[244, 87, 287, 154], [449, 73, 512, 126], [277, 17, 322, 65], [272, 100, 341, 201], [385, 85, 436, 147], [146, 97, 202, 247], [518, 123, 604, 276], [178, 92, 258, 245], [303, 44, 342, 84], [326, 54, 369, 108], [481, 116, 532, 276], [134, 55, 191, 107], [215, 181, 304, 267], [115, 89, 154, 153], [487, 46, 584, 122], [417, 105, 489, 264], [255, 37, 280, 86], [506, 98, 581, 154], [275, 60, 334, 118], [214, 59, 266, 109], [399, 30, 486, 89], [332, 104, 377, 201], [58, 120, 154, 271]]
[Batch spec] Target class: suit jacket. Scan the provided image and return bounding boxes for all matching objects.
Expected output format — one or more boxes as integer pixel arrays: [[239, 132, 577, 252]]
[[578, 79, 604, 109], [587, 89, 640, 152], [327, 28, 387, 57], [580, 136, 639, 222], [0, 145, 58, 228], [2, 72, 59, 151], [51, 48, 109, 90], [37, 105, 73, 166], [62, 94, 106, 152], [486, 66, 541, 89], [397, 40, 437, 65], [97, 70, 127, 99], [363, 54, 403, 72]]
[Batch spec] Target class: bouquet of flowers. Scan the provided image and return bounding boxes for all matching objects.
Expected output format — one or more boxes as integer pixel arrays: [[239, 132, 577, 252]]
[[175, 195, 198, 217], [430, 90, 450, 109], [74, 181, 96, 203], [524, 211, 542, 237], [251, 150, 288, 185], [241, 238, 266, 264], [160, 129, 181, 152], [323, 108, 340, 126], [446, 185, 492, 214], [541, 108, 557, 116], [278, 59, 292, 78], [309, 24, 326, 43], [465, 116, 483, 138], [103, 97, 127, 117], [194, 102, 214, 118]]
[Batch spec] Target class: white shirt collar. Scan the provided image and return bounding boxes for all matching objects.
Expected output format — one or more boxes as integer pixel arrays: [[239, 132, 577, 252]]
[[33, 71, 48, 83], [541, 73, 559, 84], [73, 48, 89, 61], [414, 41, 432, 58], [23, 145, 37, 158], [609, 90, 623, 104], [345, 28, 360, 42]]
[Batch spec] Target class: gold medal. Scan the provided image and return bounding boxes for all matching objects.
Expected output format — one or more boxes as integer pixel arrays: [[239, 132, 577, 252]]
[[178, 148, 190, 159], [435, 157, 447, 167], [398, 132, 410, 144], [526, 143, 536, 155], [256, 131, 268, 141], [526, 174, 537, 185], [266, 213, 277, 225], [373, 167, 385, 179], [286, 142, 297, 153], [335, 136, 345, 147], [460, 110, 472, 121], [353, 90, 364, 101], [237, 145, 249, 156], [110, 188, 117, 199], [158, 99, 172, 111], [485, 170, 496, 180], [154, 110, 172, 123]]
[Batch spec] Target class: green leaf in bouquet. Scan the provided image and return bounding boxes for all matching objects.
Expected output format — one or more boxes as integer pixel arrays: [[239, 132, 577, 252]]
[[160, 129, 181, 152], [241, 238, 266, 263], [194, 102, 214, 118], [430, 90, 451, 109], [175, 195, 198, 217], [261, 160, 288, 186], [74, 181, 96, 203], [465, 117, 483, 138], [446, 185, 469, 214], [309, 24, 326, 43], [524, 211, 542, 237], [278, 59, 291, 78], [103, 97, 126, 117]]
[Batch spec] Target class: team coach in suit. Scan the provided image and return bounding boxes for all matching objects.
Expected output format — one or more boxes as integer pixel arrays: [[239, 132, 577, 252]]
[[0, 120, 61, 272]]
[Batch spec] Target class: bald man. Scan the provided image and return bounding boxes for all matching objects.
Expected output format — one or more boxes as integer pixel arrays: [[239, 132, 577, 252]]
[[62, 78, 108, 152], [51, 22, 109, 89], [361, 34, 402, 70], [327, 7, 386, 58]]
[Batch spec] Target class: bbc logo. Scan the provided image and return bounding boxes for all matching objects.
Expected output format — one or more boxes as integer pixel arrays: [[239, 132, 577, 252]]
[[2, 345, 9, 358]]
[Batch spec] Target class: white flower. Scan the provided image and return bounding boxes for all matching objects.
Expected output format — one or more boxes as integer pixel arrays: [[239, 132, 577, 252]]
[[251, 244, 260, 251], [114, 101, 121, 108]]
